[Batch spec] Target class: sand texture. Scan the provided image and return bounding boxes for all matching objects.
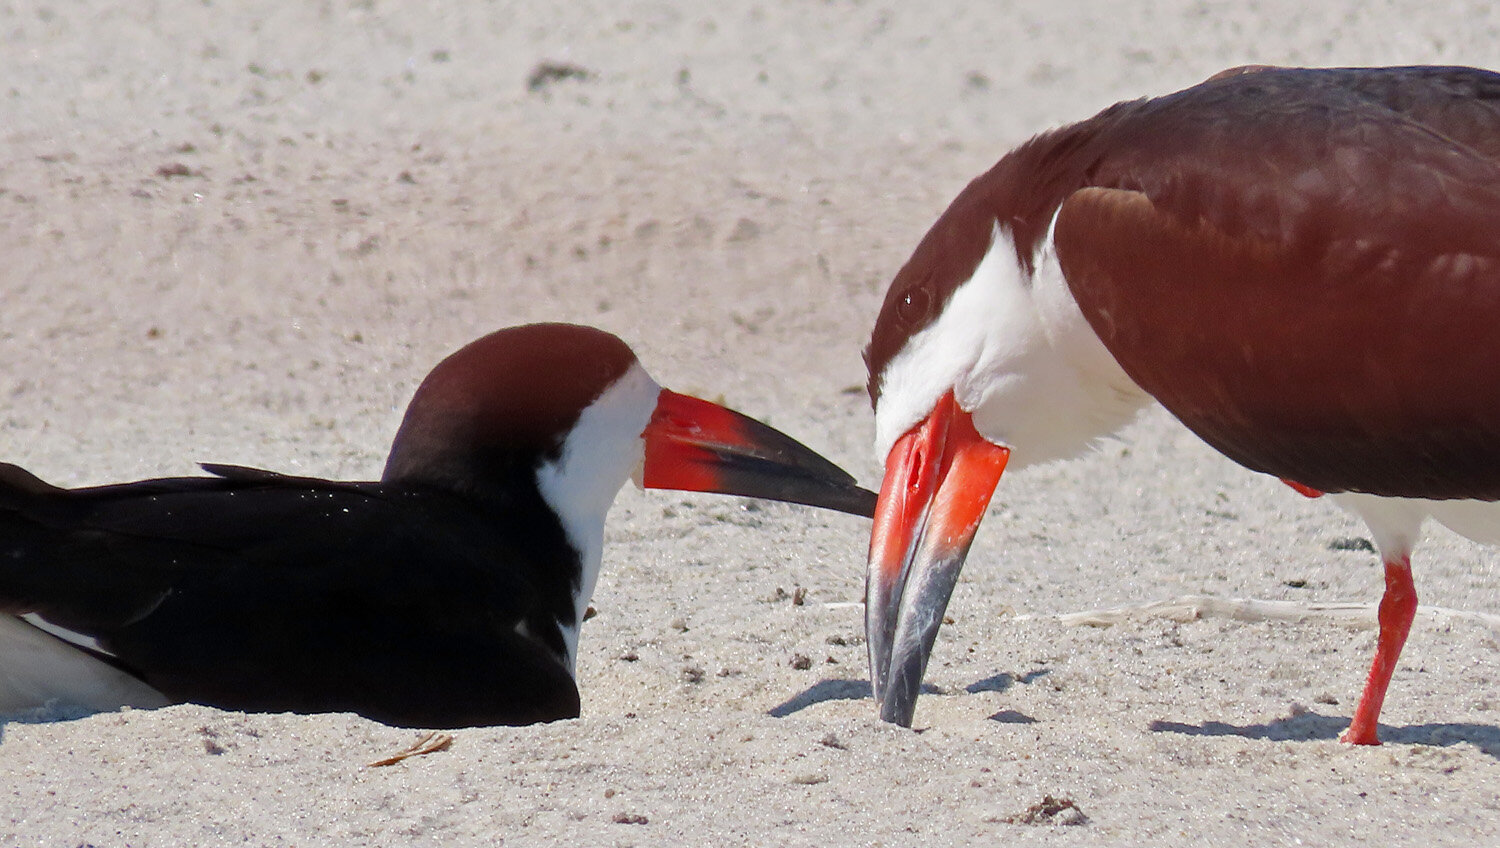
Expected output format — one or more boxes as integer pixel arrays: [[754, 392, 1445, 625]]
[[3, 1, 1500, 845]]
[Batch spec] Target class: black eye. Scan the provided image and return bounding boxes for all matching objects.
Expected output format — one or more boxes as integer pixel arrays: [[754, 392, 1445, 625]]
[[897, 287, 930, 324]]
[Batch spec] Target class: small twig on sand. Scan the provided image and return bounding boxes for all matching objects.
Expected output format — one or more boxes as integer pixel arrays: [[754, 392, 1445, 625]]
[[1011, 594, 1500, 631], [366, 731, 454, 767]]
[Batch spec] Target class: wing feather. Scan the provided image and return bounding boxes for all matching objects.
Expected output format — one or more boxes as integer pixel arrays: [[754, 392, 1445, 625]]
[[1055, 182, 1500, 498]]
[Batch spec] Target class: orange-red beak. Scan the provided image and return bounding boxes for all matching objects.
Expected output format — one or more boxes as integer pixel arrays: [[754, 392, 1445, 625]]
[[866, 391, 1010, 725], [640, 389, 876, 517]]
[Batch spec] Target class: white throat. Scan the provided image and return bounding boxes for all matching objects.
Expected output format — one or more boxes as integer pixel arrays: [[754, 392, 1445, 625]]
[[874, 220, 1151, 468], [534, 363, 659, 672]]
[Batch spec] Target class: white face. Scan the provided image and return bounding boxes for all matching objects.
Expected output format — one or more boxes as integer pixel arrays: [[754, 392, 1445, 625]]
[[534, 362, 661, 671], [873, 220, 1151, 470]]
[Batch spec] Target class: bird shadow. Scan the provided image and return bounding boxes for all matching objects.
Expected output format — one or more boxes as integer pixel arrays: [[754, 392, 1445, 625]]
[[767, 679, 943, 718], [766, 678, 1500, 758], [965, 668, 1050, 694], [0, 703, 99, 742], [768, 669, 1054, 718], [1151, 711, 1500, 759]]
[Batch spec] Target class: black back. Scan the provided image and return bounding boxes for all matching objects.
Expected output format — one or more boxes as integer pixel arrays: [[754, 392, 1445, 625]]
[[0, 463, 582, 727]]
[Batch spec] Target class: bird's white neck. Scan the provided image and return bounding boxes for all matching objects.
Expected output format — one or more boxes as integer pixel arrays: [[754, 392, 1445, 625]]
[[534, 364, 659, 672], [875, 220, 1152, 468]]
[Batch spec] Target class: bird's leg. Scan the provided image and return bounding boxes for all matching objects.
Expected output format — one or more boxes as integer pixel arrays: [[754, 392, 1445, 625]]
[[1341, 555, 1416, 745]]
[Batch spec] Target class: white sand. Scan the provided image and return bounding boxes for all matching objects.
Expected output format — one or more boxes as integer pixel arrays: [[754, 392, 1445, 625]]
[[3, 1, 1500, 844]]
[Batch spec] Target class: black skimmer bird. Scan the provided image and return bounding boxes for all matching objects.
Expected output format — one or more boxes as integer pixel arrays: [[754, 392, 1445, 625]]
[[0, 323, 874, 728], [862, 65, 1500, 743]]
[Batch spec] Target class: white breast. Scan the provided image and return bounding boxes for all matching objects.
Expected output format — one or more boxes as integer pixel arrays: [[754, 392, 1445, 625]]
[[874, 219, 1152, 468], [535, 363, 660, 673]]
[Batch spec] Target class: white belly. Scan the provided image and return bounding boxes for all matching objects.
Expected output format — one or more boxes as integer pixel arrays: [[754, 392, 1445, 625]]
[[1330, 492, 1500, 559]]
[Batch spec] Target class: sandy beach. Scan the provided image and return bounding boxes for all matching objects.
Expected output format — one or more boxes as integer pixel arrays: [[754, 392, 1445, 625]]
[[3, 1, 1500, 844]]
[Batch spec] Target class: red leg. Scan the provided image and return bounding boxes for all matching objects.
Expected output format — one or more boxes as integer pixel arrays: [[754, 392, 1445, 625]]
[[1341, 555, 1417, 745]]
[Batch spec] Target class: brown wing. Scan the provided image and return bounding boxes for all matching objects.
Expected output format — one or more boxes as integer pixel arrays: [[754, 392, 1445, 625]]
[[1046, 66, 1500, 499], [1055, 181, 1500, 499], [1316, 65, 1500, 162]]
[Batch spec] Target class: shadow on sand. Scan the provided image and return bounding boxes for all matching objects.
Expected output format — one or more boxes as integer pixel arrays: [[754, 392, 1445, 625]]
[[768, 679, 944, 718], [1151, 711, 1500, 758], [768, 668, 1053, 719]]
